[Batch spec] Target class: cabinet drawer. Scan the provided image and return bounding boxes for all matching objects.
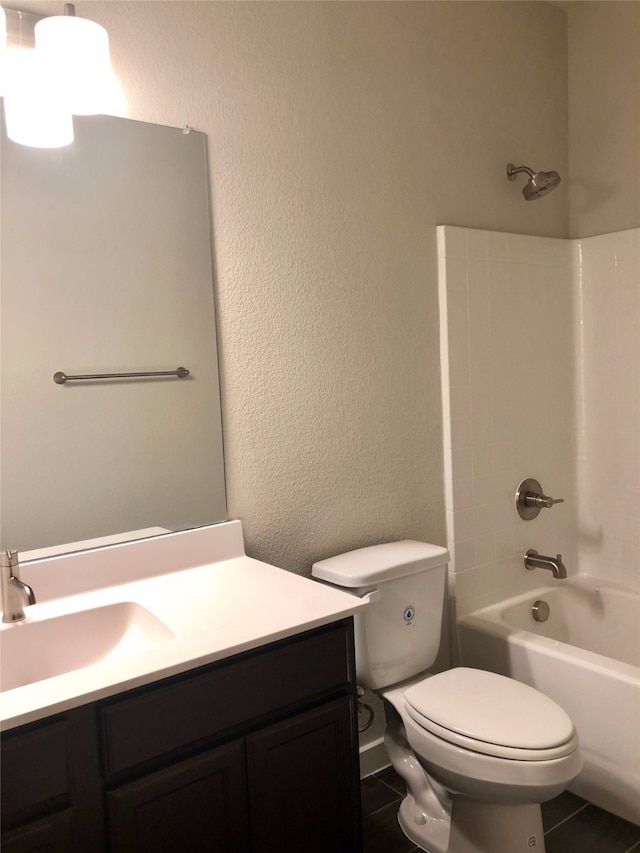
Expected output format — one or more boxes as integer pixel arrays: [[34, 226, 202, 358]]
[[100, 621, 352, 777], [1, 720, 72, 826]]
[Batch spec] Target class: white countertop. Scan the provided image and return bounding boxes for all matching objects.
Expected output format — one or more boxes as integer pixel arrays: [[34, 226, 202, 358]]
[[1, 521, 365, 730]]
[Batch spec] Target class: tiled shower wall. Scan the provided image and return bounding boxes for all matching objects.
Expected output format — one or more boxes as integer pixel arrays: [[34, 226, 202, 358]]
[[439, 225, 640, 618], [577, 230, 640, 590], [439, 226, 576, 617]]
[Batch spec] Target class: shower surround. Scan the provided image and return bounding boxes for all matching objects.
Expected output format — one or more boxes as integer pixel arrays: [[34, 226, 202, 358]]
[[438, 225, 639, 616]]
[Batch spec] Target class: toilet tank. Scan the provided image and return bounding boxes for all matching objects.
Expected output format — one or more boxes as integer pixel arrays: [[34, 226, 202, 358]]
[[312, 541, 449, 690]]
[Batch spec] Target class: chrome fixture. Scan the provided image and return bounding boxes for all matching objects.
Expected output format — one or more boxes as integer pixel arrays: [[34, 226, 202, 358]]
[[1, 550, 36, 623], [531, 600, 550, 623], [515, 478, 564, 520], [53, 367, 190, 384], [506, 163, 561, 200], [524, 549, 567, 579]]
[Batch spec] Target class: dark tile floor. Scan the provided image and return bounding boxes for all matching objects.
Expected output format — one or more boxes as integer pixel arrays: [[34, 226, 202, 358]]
[[362, 767, 640, 853]]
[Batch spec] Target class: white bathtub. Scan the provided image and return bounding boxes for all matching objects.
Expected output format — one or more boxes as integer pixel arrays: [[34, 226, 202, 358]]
[[457, 578, 640, 826]]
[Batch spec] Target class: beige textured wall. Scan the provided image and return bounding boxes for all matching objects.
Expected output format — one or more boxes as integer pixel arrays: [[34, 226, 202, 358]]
[[21, 1, 569, 574], [568, 1, 640, 238]]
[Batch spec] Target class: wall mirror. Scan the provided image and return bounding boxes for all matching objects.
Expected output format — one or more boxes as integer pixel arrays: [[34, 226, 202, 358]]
[[0, 109, 227, 557]]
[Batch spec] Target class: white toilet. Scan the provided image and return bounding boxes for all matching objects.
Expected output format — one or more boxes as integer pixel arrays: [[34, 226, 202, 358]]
[[312, 541, 582, 853]]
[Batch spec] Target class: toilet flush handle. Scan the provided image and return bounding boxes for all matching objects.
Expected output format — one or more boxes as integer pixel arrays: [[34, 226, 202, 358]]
[[360, 589, 381, 605], [328, 587, 380, 604]]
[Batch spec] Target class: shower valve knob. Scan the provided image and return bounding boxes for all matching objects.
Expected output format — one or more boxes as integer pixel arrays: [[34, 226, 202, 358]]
[[516, 478, 564, 520], [524, 494, 564, 509]]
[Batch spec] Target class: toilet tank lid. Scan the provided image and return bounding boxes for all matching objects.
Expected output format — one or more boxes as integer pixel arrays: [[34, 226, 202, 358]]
[[312, 540, 449, 588]]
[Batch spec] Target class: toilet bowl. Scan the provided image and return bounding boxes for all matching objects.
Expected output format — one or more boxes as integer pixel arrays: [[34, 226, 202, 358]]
[[381, 668, 582, 853], [311, 541, 583, 853]]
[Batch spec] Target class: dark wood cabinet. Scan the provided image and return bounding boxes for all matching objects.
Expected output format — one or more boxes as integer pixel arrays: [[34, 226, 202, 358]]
[[248, 696, 357, 853], [1, 619, 362, 853], [108, 740, 249, 853], [0, 706, 105, 852], [1, 809, 75, 853]]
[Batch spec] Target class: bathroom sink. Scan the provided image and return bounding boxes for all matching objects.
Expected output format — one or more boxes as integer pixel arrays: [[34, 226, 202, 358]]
[[0, 602, 174, 692]]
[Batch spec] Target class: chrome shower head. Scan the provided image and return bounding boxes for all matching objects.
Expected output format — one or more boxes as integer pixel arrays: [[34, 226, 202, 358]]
[[506, 163, 561, 200]]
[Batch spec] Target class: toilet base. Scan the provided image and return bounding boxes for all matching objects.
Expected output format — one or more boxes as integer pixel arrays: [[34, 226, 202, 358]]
[[398, 793, 546, 853]]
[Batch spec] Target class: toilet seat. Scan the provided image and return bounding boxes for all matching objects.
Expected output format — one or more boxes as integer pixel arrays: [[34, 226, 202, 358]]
[[397, 703, 582, 799], [403, 667, 576, 761]]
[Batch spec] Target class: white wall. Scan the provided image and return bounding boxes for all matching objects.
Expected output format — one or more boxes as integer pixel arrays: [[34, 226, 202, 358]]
[[18, 0, 569, 574], [576, 229, 640, 590], [567, 1, 640, 591], [438, 226, 577, 618]]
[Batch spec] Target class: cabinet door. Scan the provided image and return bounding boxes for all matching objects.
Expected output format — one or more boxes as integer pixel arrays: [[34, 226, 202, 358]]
[[108, 739, 249, 853], [1, 809, 74, 853], [1, 707, 104, 853], [247, 696, 361, 853]]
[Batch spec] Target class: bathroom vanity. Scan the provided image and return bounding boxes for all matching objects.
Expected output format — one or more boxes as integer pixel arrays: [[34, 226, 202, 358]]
[[0, 523, 365, 852]]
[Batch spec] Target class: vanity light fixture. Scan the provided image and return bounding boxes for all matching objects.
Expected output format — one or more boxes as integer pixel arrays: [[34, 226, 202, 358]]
[[35, 3, 113, 116], [0, 3, 114, 148], [4, 47, 74, 147]]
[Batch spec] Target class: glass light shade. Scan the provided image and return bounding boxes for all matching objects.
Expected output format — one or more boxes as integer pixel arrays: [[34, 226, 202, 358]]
[[35, 14, 112, 115], [4, 49, 74, 148]]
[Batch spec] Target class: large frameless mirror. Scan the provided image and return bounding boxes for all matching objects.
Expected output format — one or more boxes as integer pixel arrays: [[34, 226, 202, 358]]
[[0, 110, 226, 556]]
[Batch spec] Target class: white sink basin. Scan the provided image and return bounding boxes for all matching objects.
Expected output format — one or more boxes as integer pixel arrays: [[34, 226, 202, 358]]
[[1, 602, 174, 691]]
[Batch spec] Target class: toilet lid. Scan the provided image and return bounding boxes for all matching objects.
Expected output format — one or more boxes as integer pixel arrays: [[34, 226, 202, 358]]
[[404, 668, 575, 754]]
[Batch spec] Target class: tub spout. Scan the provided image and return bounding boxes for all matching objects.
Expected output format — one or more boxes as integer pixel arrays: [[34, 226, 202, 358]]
[[524, 549, 567, 579]]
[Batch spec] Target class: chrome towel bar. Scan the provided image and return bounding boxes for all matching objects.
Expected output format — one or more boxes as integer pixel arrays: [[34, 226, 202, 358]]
[[53, 367, 190, 384]]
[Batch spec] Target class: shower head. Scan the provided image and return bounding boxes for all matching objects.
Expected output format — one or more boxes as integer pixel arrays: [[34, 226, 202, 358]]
[[506, 163, 561, 201]]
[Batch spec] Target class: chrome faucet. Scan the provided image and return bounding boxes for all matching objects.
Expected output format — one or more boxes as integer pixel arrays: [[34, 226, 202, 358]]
[[1, 550, 36, 623], [523, 549, 567, 579]]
